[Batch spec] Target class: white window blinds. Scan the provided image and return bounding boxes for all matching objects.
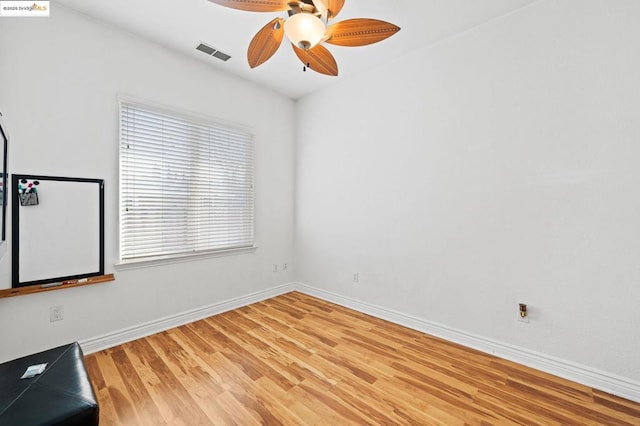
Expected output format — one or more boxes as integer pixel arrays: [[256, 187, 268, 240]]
[[119, 101, 254, 261]]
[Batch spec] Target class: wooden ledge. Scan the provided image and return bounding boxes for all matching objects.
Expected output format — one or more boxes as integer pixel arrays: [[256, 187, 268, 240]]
[[0, 274, 115, 299]]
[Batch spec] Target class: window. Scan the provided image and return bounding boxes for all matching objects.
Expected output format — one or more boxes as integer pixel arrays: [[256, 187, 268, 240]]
[[119, 100, 254, 262]]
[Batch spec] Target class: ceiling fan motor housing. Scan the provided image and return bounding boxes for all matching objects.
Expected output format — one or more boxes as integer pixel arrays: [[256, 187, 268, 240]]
[[288, 0, 319, 16]]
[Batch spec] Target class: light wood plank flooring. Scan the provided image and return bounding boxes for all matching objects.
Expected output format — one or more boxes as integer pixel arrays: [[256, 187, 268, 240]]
[[85, 292, 640, 425]]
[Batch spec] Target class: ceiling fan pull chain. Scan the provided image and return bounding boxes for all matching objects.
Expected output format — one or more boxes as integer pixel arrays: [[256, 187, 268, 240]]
[[303, 48, 310, 72]]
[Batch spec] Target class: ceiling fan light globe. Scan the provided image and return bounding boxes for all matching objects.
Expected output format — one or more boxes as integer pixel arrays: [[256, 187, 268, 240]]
[[284, 13, 326, 50]]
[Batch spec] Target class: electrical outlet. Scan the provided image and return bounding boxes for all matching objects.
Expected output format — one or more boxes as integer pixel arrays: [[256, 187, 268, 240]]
[[50, 305, 64, 322], [273, 264, 278, 273], [518, 303, 529, 323], [352, 272, 360, 283], [283, 263, 288, 271]]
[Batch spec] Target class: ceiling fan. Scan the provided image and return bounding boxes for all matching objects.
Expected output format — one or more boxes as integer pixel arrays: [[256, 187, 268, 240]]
[[208, 0, 400, 76]]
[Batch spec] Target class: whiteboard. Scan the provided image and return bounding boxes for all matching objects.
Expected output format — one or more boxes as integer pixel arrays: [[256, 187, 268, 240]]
[[12, 175, 104, 287]]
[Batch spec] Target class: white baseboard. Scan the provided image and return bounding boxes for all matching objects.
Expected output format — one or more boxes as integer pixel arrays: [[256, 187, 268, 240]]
[[79, 283, 295, 355], [78, 280, 640, 403], [293, 282, 640, 403]]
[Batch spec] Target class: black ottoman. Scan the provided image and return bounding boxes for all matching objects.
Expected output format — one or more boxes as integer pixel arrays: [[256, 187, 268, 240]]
[[0, 342, 99, 425]]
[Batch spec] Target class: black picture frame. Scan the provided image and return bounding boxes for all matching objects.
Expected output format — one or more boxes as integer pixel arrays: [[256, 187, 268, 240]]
[[0, 113, 8, 246]]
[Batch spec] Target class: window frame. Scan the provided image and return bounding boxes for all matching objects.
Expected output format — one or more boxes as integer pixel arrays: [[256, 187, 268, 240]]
[[117, 96, 256, 266]]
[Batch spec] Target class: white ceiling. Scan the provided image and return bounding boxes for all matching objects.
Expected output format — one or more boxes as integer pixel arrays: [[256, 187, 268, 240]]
[[55, 0, 538, 99]]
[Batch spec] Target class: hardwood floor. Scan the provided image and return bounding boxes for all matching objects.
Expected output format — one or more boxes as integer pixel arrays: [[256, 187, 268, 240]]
[[85, 292, 640, 425]]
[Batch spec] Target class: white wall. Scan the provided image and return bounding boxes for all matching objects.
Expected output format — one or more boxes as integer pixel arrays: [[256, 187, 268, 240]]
[[0, 5, 295, 361], [295, 0, 640, 383]]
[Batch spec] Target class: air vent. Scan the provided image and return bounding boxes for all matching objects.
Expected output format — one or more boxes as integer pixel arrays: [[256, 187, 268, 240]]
[[195, 43, 215, 55], [212, 50, 231, 62], [195, 42, 231, 62]]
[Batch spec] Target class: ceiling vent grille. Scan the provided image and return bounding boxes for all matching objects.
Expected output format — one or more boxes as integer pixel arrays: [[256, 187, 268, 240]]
[[196, 42, 231, 62]]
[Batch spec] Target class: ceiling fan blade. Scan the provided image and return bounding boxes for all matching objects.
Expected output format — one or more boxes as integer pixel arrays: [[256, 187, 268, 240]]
[[311, 0, 345, 19], [248, 18, 285, 68], [208, 0, 290, 12], [292, 44, 338, 76], [325, 18, 400, 47]]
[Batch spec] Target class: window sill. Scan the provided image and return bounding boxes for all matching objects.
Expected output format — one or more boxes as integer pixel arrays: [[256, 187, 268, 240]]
[[114, 246, 258, 270]]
